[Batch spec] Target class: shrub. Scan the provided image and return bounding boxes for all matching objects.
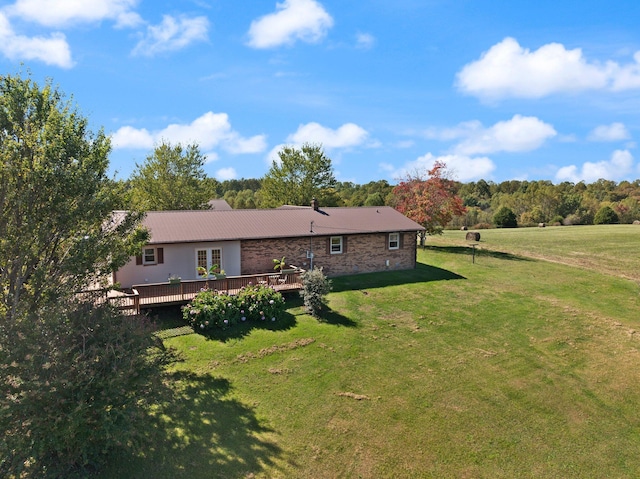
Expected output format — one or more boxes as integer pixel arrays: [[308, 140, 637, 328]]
[[472, 222, 493, 229], [0, 300, 175, 477], [493, 206, 518, 228], [183, 284, 285, 332], [594, 205, 619, 225], [301, 267, 332, 318]]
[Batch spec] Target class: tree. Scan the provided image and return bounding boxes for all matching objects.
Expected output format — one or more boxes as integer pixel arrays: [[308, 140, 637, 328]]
[[493, 206, 518, 228], [0, 73, 172, 476], [261, 143, 338, 207], [391, 161, 466, 245], [594, 205, 619, 224], [129, 141, 216, 210]]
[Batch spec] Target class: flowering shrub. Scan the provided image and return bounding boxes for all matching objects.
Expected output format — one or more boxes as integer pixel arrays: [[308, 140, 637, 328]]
[[183, 284, 285, 332]]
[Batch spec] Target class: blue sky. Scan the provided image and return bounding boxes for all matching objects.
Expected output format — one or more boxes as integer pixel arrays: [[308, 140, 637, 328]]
[[2, 0, 640, 184]]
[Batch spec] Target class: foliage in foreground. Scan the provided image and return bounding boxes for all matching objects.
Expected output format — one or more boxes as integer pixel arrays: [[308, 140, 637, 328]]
[[0, 72, 161, 477], [183, 284, 285, 332], [0, 299, 176, 477], [300, 267, 332, 318]]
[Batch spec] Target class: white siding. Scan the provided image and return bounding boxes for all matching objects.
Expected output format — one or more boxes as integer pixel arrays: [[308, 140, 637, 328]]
[[115, 241, 241, 288]]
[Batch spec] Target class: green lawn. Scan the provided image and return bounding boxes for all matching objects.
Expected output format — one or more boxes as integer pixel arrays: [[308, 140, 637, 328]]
[[100, 225, 640, 478]]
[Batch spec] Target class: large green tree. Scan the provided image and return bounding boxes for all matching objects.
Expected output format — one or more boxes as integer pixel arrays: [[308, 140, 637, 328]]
[[261, 143, 338, 207], [129, 141, 217, 210], [0, 73, 172, 476]]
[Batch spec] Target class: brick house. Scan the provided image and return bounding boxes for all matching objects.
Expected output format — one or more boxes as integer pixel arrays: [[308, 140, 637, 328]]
[[113, 201, 425, 289]]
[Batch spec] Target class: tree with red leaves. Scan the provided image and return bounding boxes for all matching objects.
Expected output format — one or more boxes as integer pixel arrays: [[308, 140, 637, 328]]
[[392, 161, 466, 246]]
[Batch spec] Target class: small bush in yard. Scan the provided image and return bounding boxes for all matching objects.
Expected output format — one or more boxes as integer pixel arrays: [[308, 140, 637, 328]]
[[301, 267, 332, 318], [183, 284, 285, 332]]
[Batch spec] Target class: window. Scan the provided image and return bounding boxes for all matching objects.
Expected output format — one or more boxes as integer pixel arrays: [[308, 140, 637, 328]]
[[389, 232, 400, 250], [330, 236, 343, 254], [143, 247, 156, 264], [195, 248, 222, 276], [137, 247, 163, 266]]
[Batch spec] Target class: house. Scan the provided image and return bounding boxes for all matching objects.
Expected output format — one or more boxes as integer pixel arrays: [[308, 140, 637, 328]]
[[113, 201, 425, 289]]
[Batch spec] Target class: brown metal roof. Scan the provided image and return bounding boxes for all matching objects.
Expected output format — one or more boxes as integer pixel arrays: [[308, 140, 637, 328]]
[[143, 206, 425, 244]]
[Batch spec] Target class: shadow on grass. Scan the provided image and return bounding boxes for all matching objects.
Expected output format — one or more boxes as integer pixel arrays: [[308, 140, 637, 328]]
[[422, 245, 532, 262], [101, 371, 289, 479], [319, 307, 357, 327], [203, 310, 298, 342], [332, 261, 466, 293]]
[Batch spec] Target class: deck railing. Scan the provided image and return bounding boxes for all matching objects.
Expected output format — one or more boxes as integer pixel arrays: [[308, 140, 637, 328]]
[[113, 270, 304, 314]]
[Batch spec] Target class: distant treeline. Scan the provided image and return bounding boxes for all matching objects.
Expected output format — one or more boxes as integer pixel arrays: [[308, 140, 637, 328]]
[[113, 175, 640, 227], [213, 177, 640, 227]]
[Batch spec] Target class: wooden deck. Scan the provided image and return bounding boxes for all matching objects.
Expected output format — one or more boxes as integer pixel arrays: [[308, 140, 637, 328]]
[[108, 271, 304, 314]]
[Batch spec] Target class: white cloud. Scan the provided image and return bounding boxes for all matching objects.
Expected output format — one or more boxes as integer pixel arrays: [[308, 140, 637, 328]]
[[611, 51, 640, 90], [7, 0, 141, 28], [456, 37, 615, 100], [111, 111, 267, 154], [132, 14, 209, 56], [0, 12, 73, 67], [556, 149, 634, 183], [425, 115, 556, 156], [454, 115, 557, 155], [390, 153, 496, 183], [588, 122, 630, 142], [264, 122, 369, 166], [287, 122, 369, 148], [247, 0, 333, 49], [356, 32, 375, 49], [215, 167, 237, 180], [110, 125, 154, 149], [202, 151, 219, 163]]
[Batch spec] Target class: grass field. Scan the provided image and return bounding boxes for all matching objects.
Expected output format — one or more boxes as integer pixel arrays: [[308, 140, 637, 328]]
[[100, 225, 640, 478]]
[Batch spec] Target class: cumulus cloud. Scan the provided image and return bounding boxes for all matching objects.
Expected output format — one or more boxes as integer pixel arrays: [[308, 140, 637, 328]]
[[111, 111, 267, 154], [247, 0, 333, 49], [389, 153, 496, 183], [0, 12, 73, 67], [425, 115, 556, 156], [455, 37, 640, 100], [132, 14, 208, 56], [7, 0, 142, 28], [588, 122, 630, 142], [215, 167, 237, 180], [456, 115, 556, 155], [265, 122, 369, 166], [287, 122, 369, 148], [556, 149, 634, 183], [611, 51, 640, 91]]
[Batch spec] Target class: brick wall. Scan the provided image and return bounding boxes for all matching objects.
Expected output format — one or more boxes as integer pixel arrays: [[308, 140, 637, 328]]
[[241, 232, 417, 277]]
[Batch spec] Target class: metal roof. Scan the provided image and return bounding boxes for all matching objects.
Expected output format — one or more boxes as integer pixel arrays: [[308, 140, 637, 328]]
[[143, 206, 425, 244]]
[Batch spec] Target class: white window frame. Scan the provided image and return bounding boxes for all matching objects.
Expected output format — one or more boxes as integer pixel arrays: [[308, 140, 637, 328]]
[[389, 232, 400, 250], [330, 236, 343, 254], [195, 248, 222, 277], [142, 247, 157, 265]]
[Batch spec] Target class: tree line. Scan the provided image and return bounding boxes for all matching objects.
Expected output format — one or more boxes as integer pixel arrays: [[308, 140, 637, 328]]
[[118, 141, 640, 228]]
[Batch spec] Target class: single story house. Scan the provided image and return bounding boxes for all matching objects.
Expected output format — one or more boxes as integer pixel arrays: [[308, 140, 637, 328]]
[[113, 201, 425, 289]]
